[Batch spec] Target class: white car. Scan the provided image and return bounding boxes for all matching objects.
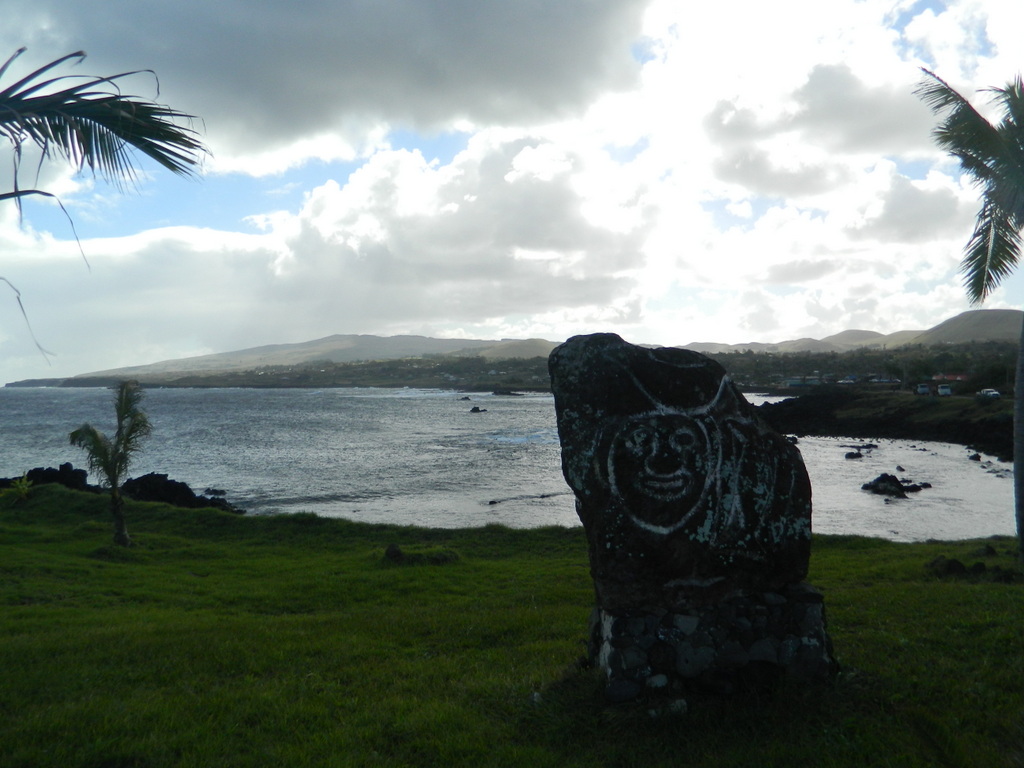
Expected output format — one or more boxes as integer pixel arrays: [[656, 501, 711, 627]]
[[977, 388, 1001, 399]]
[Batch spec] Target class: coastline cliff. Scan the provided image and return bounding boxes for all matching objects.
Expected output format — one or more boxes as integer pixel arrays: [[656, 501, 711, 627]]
[[757, 388, 1013, 461]]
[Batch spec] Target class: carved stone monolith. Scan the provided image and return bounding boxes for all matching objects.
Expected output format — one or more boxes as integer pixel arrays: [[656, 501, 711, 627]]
[[549, 333, 834, 703]]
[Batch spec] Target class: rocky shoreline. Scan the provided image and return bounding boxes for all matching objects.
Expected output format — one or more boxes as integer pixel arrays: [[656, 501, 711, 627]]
[[756, 388, 1013, 462], [0, 464, 245, 514]]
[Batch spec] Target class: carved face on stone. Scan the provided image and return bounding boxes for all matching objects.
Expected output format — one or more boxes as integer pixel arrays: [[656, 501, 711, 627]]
[[607, 412, 719, 531], [549, 333, 813, 607]]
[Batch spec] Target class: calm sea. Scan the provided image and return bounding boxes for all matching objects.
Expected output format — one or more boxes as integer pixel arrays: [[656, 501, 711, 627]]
[[0, 387, 1014, 541]]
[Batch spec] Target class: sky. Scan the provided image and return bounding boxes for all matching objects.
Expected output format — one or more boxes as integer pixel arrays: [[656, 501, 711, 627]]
[[2, 0, 1024, 383]]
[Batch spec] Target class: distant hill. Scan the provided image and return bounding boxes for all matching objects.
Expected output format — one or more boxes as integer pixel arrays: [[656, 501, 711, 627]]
[[873, 329, 926, 347], [454, 338, 561, 360], [35, 335, 563, 386], [679, 309, 1019, 354], [819, 329, 887, 348], [6, 309, 1019, 387], [683, 329, 912, 355], [908, 308, 1022, 346], [73, 335, 507, 379]]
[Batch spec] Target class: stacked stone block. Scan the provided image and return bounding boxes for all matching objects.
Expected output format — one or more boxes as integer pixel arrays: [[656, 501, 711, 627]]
[[593, 584, 834, 702]]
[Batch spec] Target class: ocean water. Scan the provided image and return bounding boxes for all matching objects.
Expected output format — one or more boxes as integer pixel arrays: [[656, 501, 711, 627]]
[[0, 387, 1014, 541]]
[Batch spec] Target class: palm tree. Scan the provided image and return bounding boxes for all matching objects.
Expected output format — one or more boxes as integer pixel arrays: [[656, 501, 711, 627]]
[[69, 381, 153, 547], [916, 69, 1024, 563]]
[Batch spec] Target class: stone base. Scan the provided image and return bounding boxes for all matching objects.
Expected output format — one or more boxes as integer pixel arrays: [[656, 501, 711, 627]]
[[591, 582, 836, 704]]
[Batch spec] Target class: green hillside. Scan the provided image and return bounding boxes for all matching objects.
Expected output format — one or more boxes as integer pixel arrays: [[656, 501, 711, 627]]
[[1, 485, 1020, 767]]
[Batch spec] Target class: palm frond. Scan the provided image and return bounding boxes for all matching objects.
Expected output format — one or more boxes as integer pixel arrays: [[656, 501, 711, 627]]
[[0, 49, 86, 99], [113, 379, 146, 420], [0, 276, 55, 361], [987, 79, 1024, 219], [986, 76, 1024, 129], [915, 69, 1004, 178], [0, 48, 207, 185], [960, 202, 1022, 303], [116, 403, 153, 454], [69, 424, 115, 484], [122, 414, 153, 450], [0, 188, 88, 265], [917, 68, 1024, 302], [0, 47, 31, 81], [112, 381, 152, 474]]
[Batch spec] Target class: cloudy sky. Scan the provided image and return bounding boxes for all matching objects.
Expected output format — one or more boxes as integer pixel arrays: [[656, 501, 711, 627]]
[[1, 0, 1023, 382]]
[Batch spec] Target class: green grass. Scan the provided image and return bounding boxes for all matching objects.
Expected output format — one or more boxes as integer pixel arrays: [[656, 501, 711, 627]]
[[1, 485, 1022, 768]]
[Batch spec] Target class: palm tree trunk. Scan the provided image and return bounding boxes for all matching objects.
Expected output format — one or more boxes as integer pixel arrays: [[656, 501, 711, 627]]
[[110, 488, 131, 547], [1015, 316, 1024, 565]]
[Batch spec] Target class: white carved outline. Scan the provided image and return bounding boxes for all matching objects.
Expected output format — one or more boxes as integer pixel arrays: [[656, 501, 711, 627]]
[[601, 372, 742, 536]]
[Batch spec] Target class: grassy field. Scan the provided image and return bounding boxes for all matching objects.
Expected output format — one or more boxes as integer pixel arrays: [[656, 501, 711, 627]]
[[1, 484, 1022, 768]]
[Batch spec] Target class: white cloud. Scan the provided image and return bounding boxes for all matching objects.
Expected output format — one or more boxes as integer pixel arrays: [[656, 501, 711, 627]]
[[0, 0, 1021, 383], [263, 136, 647, 322], [0, 0, 649, 172]]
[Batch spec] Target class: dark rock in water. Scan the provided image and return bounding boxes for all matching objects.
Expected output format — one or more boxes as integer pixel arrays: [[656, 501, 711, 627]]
[[842, 443, 877, 453], [969, 453, 982, 462], [469, 406, 487, 413], [845, 452, 863, 460], [123, 473, 201, 507], [861, 473, 908, 498], [123, 473, 243, 514], [549, 333, 833, 704], [3, 464, 242, 513], [862, 472, 933, 497], [23, 462, 96, 493]]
